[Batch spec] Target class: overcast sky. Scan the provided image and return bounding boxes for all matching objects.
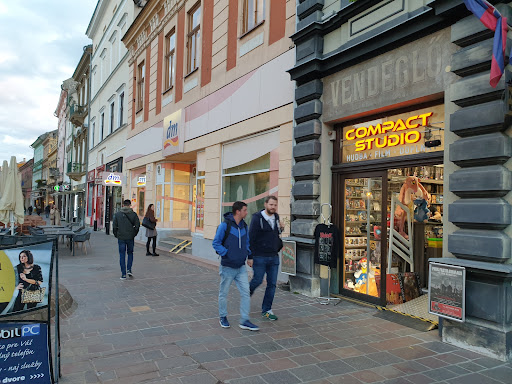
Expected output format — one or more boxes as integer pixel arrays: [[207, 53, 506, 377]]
[[0, 0, 98, 166]]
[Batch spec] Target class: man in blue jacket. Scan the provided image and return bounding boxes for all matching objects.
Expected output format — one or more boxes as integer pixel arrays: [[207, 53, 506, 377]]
[[213, 201, 259, 331], [248, 196, 283, 321]]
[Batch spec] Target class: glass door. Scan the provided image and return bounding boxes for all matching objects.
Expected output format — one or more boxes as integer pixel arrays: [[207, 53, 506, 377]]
[[341, 173, 387, 305]]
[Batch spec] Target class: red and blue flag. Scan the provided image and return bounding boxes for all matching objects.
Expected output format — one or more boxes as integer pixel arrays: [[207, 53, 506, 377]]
[[463, 0, 509, 87]]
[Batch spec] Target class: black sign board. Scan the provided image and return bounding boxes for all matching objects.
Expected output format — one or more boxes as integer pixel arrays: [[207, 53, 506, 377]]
[[429, 262, 466, 322], [0, 322, 52, 383]]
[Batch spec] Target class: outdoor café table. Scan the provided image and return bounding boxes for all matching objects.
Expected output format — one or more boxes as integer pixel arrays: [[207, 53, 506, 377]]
[[41, 228, 77, 255]]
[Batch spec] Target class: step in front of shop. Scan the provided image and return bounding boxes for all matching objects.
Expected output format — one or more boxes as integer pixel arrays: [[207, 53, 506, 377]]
[[159, 237, 193, 254]]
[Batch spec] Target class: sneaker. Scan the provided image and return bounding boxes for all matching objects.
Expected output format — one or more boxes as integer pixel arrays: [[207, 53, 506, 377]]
[[239, 320, 259, 331], [152, 253, 160, 256], [127, 271, 133, 277], [120, 275, 126, 280], [219, 316, 230, 328], [262, 310, 278, 321], [146, 252, 152, 256]]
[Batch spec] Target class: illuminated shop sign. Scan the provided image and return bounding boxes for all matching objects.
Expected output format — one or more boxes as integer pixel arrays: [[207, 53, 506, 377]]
[[345, 112, 432, 151], [137, 176, 146, 186], [342, 106, 444, 164], [162, 109, 184, 157], [102, 172, 123, 186]]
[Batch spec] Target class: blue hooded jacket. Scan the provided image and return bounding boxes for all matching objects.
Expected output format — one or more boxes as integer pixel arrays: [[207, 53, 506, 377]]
[[212, 212, 251, 268]]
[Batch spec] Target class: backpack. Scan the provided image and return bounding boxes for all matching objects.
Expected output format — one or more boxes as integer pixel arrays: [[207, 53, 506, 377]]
[[221, 220, 232, 247]]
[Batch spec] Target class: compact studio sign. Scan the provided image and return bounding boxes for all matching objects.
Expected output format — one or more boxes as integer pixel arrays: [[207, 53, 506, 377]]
[[345, 112, 433, 151]]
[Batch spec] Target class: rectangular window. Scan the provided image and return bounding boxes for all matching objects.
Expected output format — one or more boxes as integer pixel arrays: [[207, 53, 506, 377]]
[[118, 92, 124, 127], [109, 102, 115, 134], [165, 30, 176, 91], [187, 4, 201, 73], [137, 61, 145, 111], [91, 122, 95, 148], [100, 113, 105, 141], [242, 0, 265, 34]]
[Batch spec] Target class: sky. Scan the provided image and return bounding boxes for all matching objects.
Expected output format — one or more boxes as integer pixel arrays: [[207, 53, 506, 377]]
[[0, 0, 98, 166]]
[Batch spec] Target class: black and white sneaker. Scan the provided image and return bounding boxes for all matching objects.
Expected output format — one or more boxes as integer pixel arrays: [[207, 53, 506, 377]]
[[120, 275, 127, 280], [127, 271, 133, 278]]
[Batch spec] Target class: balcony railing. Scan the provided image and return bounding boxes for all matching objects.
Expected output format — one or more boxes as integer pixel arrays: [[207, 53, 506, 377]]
[[70, 104, 87, 126]]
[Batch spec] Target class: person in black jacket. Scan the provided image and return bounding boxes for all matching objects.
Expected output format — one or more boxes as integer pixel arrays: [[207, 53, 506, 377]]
[[113, 200, 140, 280], [248, 196, 283, 321], [212, 201, 259, 331], [13, 250, 43, 312]]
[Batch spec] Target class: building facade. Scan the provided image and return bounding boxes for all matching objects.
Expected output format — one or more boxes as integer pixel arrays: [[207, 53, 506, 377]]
[[54, 86, 72, 216], [121, 0, 295, 261], [30, 133, 49, 213], [63, 47, 92, 224], [85, 0, 135, 233], [19, 158, 34, 211], [288, 0, 512, 361], [42, 130, 58, 208]]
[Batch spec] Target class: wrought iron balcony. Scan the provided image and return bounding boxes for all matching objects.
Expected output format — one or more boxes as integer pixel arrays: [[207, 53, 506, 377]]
[[67, 162, 86, 181], [70, 104, 87, 126]]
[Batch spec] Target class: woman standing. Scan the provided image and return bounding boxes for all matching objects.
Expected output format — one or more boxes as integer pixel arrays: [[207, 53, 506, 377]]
[[13, 250, 43, 312], [50, 204, 61, 225], [144, 204, 159, 256]]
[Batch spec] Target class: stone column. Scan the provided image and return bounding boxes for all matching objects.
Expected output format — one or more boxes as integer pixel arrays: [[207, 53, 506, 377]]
[[288, 0, 325, 296], [438, 4, 512, 361]]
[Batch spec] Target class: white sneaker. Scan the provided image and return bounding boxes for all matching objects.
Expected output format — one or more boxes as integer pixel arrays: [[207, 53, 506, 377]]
[[127, 271, 133, 277]]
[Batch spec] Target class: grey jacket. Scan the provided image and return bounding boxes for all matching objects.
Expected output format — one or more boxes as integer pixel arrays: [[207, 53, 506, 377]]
[[113, 207, 140, 240]]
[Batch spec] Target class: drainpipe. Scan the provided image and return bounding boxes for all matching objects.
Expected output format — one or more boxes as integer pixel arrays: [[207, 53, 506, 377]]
[[82, 44, 92, 226]]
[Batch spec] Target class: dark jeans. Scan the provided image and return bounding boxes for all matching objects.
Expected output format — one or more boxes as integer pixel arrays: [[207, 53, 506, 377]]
[[118, 239, 134, 276], [249, 256, 279, 313], [146, 236, 156, 253]]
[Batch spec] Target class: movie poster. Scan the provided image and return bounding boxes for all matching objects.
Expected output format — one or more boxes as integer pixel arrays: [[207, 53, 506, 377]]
[[0, 242, 53, 317], [429, 263, 465, 322]]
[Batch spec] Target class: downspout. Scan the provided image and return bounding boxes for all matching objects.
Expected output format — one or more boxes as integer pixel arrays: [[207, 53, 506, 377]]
[[82, 44, 92, 226]]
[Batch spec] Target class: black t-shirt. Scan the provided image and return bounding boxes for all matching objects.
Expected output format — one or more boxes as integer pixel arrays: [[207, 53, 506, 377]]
[[314, 223, 341, 268]]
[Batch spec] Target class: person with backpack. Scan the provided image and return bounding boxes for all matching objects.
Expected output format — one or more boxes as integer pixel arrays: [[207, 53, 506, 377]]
[[113, 199, 140, 280], [248, 196, 283, 321], [212, 201, 259, 331]]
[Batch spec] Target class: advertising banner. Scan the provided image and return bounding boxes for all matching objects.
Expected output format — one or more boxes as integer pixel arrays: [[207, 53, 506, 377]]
[[0, 242, 53, 317], [429, 262, 465, 322], [0, 322, 52, 384], [281, 241, 296, 276]]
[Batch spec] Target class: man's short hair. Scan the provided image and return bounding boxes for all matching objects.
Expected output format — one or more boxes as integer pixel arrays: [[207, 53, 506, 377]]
[[232, 201, 247, 214], [265, 196, 278, 203], [123, 199, 131, 206]]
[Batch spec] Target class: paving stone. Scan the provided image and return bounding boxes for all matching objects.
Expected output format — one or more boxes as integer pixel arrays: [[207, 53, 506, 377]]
[[369, 365, 403, 380], [421, 341, 459, 353], [455, 361, 486, 372], [393, 361, 429, 374], [327, 374, 363, 384], [367, 351, 404, 366], [251, 341, 284, 353], [290, 365, 330, 382], [228, 377, 267, 384], [422, 367, 459, 381], [472, 357, 505, 369], [445, 364, 471, 375], [343, 356, 382, 370], [485, 366, 512, 382], [178, 372, 219, 384], [389, 346, 437, 360], [263, 358, 298, 371], [260, 370, 302, 384], [227, 346, 259, 358], [191, 350, 231, 363], [317, 360, 355, 375], [446, 372, 502, 384], [235, 363, 271, 376]]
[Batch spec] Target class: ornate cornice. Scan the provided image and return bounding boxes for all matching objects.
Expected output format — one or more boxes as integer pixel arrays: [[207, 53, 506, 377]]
[[127, 0, 185, 65]]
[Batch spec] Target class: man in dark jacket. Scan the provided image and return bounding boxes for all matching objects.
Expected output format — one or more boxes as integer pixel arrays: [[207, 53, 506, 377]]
[[213, 201, 259, 331], [248, 196, 283, 321], [113, 199, 140, 280]]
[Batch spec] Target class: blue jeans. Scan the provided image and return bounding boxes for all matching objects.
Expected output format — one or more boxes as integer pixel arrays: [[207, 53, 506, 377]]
[[118, 239, 134, 276], [250, 256, 279, 313], [218, 265, 250, 324]]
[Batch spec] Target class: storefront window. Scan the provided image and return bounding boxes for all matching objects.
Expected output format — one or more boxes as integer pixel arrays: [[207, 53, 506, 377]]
[[222, 153, 270, 224], [87, 183, 94, 217], [195, 172, 205, 230], [138, 189, 145, 215]]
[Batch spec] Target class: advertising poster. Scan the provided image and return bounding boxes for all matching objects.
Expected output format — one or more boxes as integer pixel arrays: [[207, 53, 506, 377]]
[[0, 242, 53, 317], [429, 262, 465, 322], [0, 323, 52, 384], [281, 241, 296, 276]]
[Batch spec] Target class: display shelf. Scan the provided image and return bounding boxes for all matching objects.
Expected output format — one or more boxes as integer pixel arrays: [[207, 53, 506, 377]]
[[346, 184, 365, 187], [345, 246, 367, 249]]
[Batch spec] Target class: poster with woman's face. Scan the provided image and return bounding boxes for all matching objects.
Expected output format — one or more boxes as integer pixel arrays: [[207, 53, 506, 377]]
[[0, 241, 52, 316]]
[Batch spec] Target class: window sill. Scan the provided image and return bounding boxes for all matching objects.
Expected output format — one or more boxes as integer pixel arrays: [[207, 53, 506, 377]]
[[162, 85, 174, 95], [184, 67, 199, 79], [239, 20, 265, 40], [136, 107, 143, 114]]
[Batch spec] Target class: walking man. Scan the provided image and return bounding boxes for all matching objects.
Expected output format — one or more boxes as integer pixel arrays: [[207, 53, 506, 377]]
[[248, 196, 283, 321], [113, 199, 140, 280], [213, 201, 259, 331]]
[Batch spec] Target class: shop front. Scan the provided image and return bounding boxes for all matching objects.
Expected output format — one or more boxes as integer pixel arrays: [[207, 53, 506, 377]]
[[104, 158, 123, 235], [333, 104, 445, 308]]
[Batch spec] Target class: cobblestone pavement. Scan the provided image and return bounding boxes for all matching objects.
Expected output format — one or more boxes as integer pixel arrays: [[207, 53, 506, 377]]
[[58, 231, 512, 384]]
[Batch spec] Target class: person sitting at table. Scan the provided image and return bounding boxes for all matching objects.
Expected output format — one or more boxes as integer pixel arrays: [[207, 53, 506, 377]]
[[13, 250, 44, 312]]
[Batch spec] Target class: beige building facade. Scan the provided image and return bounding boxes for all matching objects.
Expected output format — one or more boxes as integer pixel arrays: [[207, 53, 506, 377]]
[[122, 0, 295, 261]]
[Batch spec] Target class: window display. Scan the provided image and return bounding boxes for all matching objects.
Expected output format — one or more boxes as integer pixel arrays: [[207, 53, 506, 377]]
[[343, 177, 382, 298]]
